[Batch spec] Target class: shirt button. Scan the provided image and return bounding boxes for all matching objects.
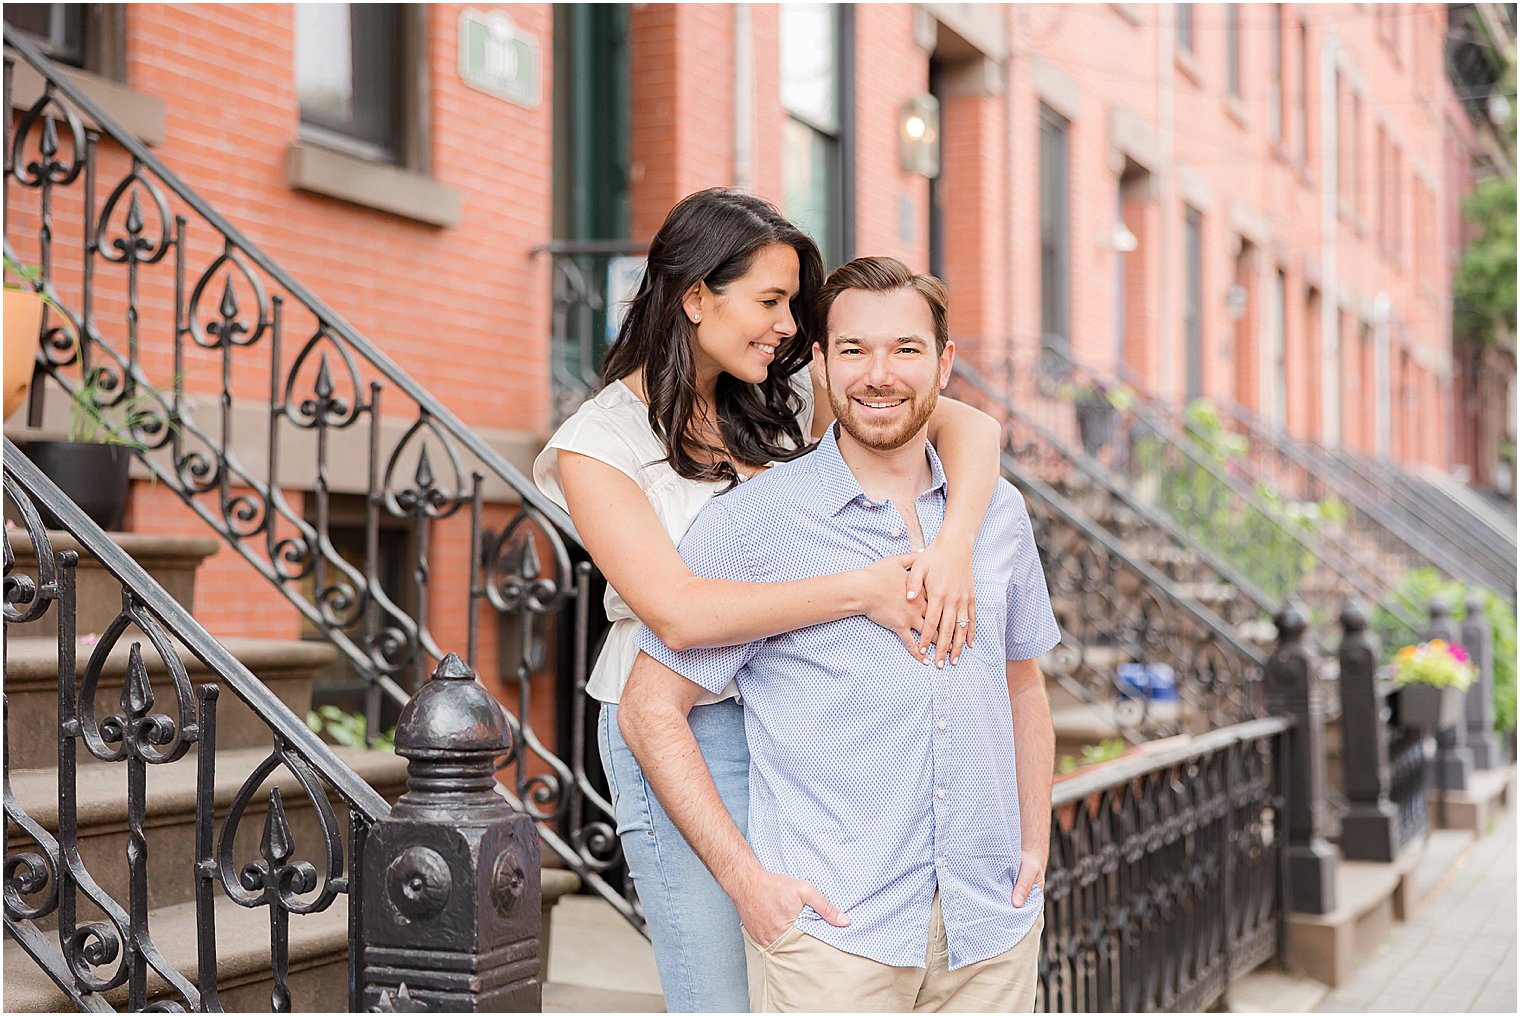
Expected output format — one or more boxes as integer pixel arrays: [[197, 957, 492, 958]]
[[936, 856, 946, 867], [937, 719, 947, 731], [890, 527, 903, 538], [935, 787, 946, 799]]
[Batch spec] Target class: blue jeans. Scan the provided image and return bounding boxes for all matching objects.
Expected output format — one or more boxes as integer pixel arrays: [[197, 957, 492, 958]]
[[599, 699, 751, 1012]]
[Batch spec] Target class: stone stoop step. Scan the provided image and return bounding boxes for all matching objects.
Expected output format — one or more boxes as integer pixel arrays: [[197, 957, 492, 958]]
[[1430, 765, 1517, 834], [3, 886, 352, 1011], [5, 744, 410, 929], [1286, 859, 1403, 988], [3, 635, 338, 771]]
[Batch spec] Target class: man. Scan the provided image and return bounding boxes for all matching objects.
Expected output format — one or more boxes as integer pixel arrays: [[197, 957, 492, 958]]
[[619, 256, 1060, 1013]]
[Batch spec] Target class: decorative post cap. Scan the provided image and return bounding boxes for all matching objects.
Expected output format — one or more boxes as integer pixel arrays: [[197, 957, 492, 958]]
[[1275, 603, 1308, 643], [1427, 596, 1452, 622], [395, 653, 511, 758], [1464, 591, 1485, 614], [1340, 601, 1369, 633]]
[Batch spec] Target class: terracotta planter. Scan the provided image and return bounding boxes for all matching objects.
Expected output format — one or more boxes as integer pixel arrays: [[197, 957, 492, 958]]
[[1395, 682, 1466, 732], [3, 288, 43, 419]]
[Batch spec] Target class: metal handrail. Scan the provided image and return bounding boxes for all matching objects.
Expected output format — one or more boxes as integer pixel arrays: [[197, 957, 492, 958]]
[[4, 438, 391, 821], [3, 28, 577, 542], [1050, 715, 1292, 803], [1045, 348, 1423, 637], [954, 358, 1280, 619], [1213, 398, 1501, 588], [5, 29, 637, 928]]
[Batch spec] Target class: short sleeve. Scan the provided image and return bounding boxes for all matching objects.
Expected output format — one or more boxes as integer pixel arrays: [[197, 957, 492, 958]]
[[1003, 492, 1062, 661], [533, 404, 646, 511], [633, 497, 763, 693], [789, 365, 816, 443]]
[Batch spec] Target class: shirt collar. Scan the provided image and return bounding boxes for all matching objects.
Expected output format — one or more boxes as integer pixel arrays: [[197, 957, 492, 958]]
[[813, 423, 949, 516]]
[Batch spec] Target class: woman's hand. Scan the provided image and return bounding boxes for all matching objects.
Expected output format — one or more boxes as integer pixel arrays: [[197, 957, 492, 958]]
[[906, 533, 976, 667], [859, 553, 932, 663]]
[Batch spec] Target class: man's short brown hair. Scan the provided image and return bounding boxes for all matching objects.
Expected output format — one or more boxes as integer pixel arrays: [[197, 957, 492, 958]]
[[816, 256, 949, 354]]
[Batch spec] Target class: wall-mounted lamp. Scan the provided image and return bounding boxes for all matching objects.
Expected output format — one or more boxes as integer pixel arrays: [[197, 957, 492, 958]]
[[1112, 223, 1138, 253], [899, 94, 941, 178]]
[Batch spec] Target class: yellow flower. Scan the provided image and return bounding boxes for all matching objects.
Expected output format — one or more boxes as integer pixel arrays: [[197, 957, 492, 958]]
[[1396, 645, 1417, 661], [1428, 639, 1447, 651]]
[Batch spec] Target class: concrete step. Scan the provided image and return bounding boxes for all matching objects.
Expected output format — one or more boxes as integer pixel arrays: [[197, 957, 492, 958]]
[[3, 635, 336, 771], [1285, 858, 1403, 988], [3, 881, 351, 1011], [5, 744, 408, 923], [5, 530, 221, 641], [1429, 766, 1517, 834]]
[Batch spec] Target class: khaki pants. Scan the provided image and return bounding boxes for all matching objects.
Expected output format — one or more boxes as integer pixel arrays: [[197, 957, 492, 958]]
[[743, 892, 1043, 1013]]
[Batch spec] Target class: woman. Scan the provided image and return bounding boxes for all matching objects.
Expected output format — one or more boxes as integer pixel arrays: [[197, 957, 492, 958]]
[[533, 188, 1000, 1011]]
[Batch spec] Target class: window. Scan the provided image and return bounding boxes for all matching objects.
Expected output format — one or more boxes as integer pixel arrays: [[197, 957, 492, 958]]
[[4, 3, 85, 65], [781, 3, 847, 266], [1228, 5, 1242, 99], [1268, 6, 1282, 140], [1350, 90, 1363, 220], [4, 3, 123, 78], [1039, 104, 1070, 352], [296, 4, 406, 164], [1184, 207, 1203, 398], [1176, 4, 1194, 53]]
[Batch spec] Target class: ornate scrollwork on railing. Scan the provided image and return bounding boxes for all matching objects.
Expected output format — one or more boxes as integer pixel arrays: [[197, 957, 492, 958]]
[[3, 441, 391, 1011], [6, 30, 637, 932], [949, 359, 1267, 739], [1040, 718, 1289, 1013], [1387, 724, 1430, 855]]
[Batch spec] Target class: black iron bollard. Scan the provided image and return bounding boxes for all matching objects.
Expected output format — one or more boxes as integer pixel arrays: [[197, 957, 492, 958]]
[[360, 653, 541, 1012], [1337, 602, 1399, 862], [1265, 604, 1338, 914], [1425, 597, 1473, 791], [1461, 592, 1502, 770]]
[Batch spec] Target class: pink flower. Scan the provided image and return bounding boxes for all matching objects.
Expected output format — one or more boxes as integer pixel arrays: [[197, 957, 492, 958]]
[[1449, 644, 1470, 663], [80, 633, 99, 648]]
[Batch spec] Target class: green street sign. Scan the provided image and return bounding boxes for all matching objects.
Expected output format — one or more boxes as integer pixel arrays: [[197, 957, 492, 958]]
[[458, 9, 540, 109]]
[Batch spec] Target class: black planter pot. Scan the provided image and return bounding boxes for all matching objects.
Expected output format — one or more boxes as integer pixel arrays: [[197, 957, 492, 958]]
[[22, 440, 133, 531], [1393, 681, 1467, 732], [1075, 397, 1117, 457]]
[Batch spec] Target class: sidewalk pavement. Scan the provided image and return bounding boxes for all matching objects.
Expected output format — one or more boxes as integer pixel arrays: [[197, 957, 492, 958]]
[[1314, 807, 1517, 1013]]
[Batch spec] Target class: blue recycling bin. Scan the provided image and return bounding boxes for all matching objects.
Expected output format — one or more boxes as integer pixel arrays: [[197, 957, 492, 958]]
[[1116, 663, 1178, 702]]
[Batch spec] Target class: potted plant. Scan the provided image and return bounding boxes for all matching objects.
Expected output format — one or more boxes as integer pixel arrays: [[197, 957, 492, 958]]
[[1391, 638, 1476, 731], [1061, 378, 1134, 457], [3, 255, 48, 419]]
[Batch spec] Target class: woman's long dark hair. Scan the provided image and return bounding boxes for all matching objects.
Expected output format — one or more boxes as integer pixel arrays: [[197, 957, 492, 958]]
[[601, 188, 825, 487]]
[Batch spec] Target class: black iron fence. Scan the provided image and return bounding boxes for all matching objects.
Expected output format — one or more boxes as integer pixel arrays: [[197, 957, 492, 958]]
[[3, 30, 631, 927], [1039, 716, 1292, 1012], [5, 440, 542, 1012], [4, 439, 390, 1010], [539, 241, 646, 424], [949, 360, 1268, 741]]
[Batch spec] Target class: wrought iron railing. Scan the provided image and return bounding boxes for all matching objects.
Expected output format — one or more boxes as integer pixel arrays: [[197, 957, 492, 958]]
[[1027, 346, 1423, 647], [3, 31, 631, 926], [539, 241, 646, 424], [949, 360, 1268, 741], [1387, 723, 1430, 855], [3, 439, 391, 1011], [1216, 400, 1515, 599], [1040, 716, 1292, 1012], [1330, 447, 1517, 597]]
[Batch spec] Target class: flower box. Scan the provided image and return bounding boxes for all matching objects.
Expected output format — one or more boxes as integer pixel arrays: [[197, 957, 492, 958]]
[[1395, 681, 1466, 732]]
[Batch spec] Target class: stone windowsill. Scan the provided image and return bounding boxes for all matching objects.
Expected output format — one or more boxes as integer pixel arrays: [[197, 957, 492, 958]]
[[5, 54, 165, 147], [287, 141, 461, 229]]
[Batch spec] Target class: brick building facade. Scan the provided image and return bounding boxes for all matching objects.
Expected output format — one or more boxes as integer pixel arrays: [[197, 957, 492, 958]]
[[5, 2, 1509, 649]]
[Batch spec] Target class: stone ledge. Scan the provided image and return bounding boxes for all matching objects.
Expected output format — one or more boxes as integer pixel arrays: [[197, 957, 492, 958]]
[[288, 141, 461, 228], [1429, 766, 1516, 834], [1286, 860, 1401, 987]]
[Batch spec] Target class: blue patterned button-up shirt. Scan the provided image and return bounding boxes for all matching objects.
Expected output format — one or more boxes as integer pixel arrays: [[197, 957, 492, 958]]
[[635, 424, 1061, 970]]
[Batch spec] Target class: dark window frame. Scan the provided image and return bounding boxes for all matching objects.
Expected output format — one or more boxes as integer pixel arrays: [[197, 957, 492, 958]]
[[779, 2, 853, 267], [3, 3, 125, 79], [1184, 205, 1203, 398], [295, 3, 429, 172], [1227, 5, 1242, 98], [1176, 4, 1194, 53]]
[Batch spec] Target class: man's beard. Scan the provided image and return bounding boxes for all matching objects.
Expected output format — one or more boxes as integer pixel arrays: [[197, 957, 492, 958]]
[[826, 374, 940, 451]]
